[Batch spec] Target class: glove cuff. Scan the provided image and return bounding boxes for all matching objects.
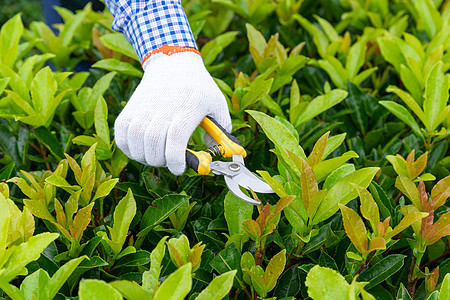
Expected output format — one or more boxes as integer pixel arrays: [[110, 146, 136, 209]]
[[142, 44, 201, 70]]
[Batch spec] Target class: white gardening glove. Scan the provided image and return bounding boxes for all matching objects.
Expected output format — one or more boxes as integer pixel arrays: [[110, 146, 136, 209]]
[[114, 50, 232, 176]]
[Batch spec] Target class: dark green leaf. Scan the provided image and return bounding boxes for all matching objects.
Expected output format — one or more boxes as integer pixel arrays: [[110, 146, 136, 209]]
[[357, 254, 406, 289]]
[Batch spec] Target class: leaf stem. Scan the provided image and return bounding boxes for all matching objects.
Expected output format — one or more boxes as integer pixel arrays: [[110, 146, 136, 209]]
[[355, 250, 376, 276], [407, 255, 418, 297]]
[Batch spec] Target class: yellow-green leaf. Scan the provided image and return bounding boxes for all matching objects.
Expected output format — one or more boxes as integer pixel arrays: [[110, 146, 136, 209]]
[[339, 204, 368, 253], [395, 175, 421, 209]]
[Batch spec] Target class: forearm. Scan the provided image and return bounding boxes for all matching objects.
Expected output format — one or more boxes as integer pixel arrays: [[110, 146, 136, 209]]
[[104, 0, 197, 64]]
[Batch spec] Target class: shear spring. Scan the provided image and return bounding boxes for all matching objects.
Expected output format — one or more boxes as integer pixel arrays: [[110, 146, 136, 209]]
[[207, 144, 225, 157]]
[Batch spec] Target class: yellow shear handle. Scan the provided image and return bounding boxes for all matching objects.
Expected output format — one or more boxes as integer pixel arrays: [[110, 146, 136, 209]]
[[186, 149, 212, 175], [200, 116, 247, 158]]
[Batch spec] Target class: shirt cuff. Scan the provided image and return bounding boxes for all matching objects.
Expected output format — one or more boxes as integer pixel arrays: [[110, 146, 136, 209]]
[[111, 0, 197, 63]]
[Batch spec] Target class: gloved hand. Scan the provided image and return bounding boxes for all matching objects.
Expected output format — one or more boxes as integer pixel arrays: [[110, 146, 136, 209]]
[[114, 47, 232, 176]]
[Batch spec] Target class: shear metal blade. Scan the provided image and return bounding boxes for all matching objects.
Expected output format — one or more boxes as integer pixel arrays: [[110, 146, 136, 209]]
[[225, 176, 261, 205], [232, 172, 274, 193]]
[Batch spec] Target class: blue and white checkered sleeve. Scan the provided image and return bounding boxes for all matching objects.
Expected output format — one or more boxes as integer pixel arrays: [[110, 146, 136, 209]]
[[104, 0, 197, 63]]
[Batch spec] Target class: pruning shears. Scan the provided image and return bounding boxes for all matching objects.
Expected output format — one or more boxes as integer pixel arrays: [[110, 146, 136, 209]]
[[186, 116, 274, 205]]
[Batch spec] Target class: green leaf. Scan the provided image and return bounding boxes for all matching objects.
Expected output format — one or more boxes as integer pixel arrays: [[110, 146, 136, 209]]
[[323, 133, 346, 159], [339, 204, 368, 253], [99, 33, 139, 61], [440, 273, 450, 300], [93, 179, 119, 202], [79, 279, 123, 300], [357, 254, 406, 289], [142, 236, 168, 295], [318, 57, 348, 89], [354, 185, 380, 233], [224, 191, 253, 236], [379, 101, 423, 138], [45, 174, 80, 192], [45, 256, 86, 299], [92, 59, 143, 78], [305, 265, 350, 299], [295, 89, 348, 128], [33, 127, 64, 160], [247, 110, 306, 159], [395, 175, 421, 209], [210, 244, 244, 289], [110, 189, 136, 253], [323, 164, 356, 190], [201, 31, 238, 66], [346, 41, 367, 79], [20, 268, 50, 300], [246, 23, 267, 62], [240, 77, 273, 110], [109, 281, 152, 300], [154, 263, 192, 300], [94, 96, 110, 145], [59, 9, 87, 47], [0, 14, 24, 68], [1, 232, 59, 282], [413, 0, 442, 39], [273, 266, 301, 298], [424, 62, 449, 131], [302, 224, 331, 255], [30, 67, 57, 117], [139, 194, 189, 237], [86, 72, 116, 112], [113, 250, 150, 269], [0, 193, 10, 249], [384, 211, 428, 241], [265, 249, 286, 292], [167, 234, 190, 267], [196, 270, 237, 300], [313, 151, 359, 183], [314, 167, 379, 224]]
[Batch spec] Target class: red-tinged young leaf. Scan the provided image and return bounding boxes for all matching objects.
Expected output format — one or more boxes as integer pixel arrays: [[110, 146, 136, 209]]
[[339, 204, 368, 253], [242, 219, 261, 241], [377, 217, 391, 237], [425, 267, 439, 293], [430, 175, 450, 209], [353, 184, 380, 234], [54, 199, 66, 227], [297, 156, 319, 219], [274, 195, 295, 215], [418, 179, 430, 211], [265, 249, 286, 292], [406, 150, 415, 163], [427, 212, 450, 245], [395, 175, 421, 210], [384, 211, 428, 241], [368, 237, 386, 252], [69, 202, 94, 241], [308, 132, 329, 167], [413, 152, 428, 177]]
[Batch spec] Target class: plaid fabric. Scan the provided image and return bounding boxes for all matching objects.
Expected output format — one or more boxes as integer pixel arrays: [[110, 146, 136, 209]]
[[104, 0, 197, 63]]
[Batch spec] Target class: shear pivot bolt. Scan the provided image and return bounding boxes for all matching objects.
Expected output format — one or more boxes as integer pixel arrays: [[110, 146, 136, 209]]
[[229, 163, 240, 172]]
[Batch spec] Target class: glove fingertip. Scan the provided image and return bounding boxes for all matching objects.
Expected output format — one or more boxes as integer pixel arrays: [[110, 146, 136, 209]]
[[168, 161, 186, 176]]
